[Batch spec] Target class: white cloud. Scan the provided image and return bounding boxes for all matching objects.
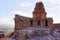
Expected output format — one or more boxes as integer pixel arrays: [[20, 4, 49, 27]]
[[42, 0, 60, 8], [18, 2, 32, 7], [43, 0, 60, 4], [0, 10, 32, 25], [47, 13, 60, 23], [9, 10, 32, 18], [47, 7, 60, 23], [0, 17, 14, 25], [0, 10, 26, 25], [42, 0, 60, 23], [0, 11, 22, 25], [1, 0, 60, 25]]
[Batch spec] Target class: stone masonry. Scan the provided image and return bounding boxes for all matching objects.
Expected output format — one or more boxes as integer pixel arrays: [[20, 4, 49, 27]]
[[12, 2, 60, 40]]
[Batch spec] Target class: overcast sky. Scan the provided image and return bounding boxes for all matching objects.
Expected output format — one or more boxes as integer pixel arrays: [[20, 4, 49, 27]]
[[0, 0, 60, 26]]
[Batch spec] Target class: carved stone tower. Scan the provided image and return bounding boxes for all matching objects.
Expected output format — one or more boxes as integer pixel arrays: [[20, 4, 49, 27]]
[[33, 2, 46, 19]]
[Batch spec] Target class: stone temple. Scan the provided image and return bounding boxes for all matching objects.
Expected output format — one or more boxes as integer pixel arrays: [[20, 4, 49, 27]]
[[1, 2, 60, 40], [14, 2, 53, 30], [12, 2, 60, 40]]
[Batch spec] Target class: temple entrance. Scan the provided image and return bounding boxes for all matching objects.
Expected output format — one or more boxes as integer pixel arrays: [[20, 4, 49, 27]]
[[37, 21, 40, 26], [30, 20, 33, 26]]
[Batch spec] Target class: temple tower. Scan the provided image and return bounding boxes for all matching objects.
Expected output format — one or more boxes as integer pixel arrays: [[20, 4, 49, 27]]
[[33, 2, 46, 19]]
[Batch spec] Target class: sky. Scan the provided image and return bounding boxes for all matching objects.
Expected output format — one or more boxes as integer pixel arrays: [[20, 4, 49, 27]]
[[0, 0, 60, 26]]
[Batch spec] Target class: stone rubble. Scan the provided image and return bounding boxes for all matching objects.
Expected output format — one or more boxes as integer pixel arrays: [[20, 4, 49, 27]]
[[1, 29, 60, 40]]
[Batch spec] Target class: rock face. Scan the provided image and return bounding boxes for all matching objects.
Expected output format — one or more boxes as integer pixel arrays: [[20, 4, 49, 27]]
[[7, 30, 60, 40], [0, 31, 4, 39]]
